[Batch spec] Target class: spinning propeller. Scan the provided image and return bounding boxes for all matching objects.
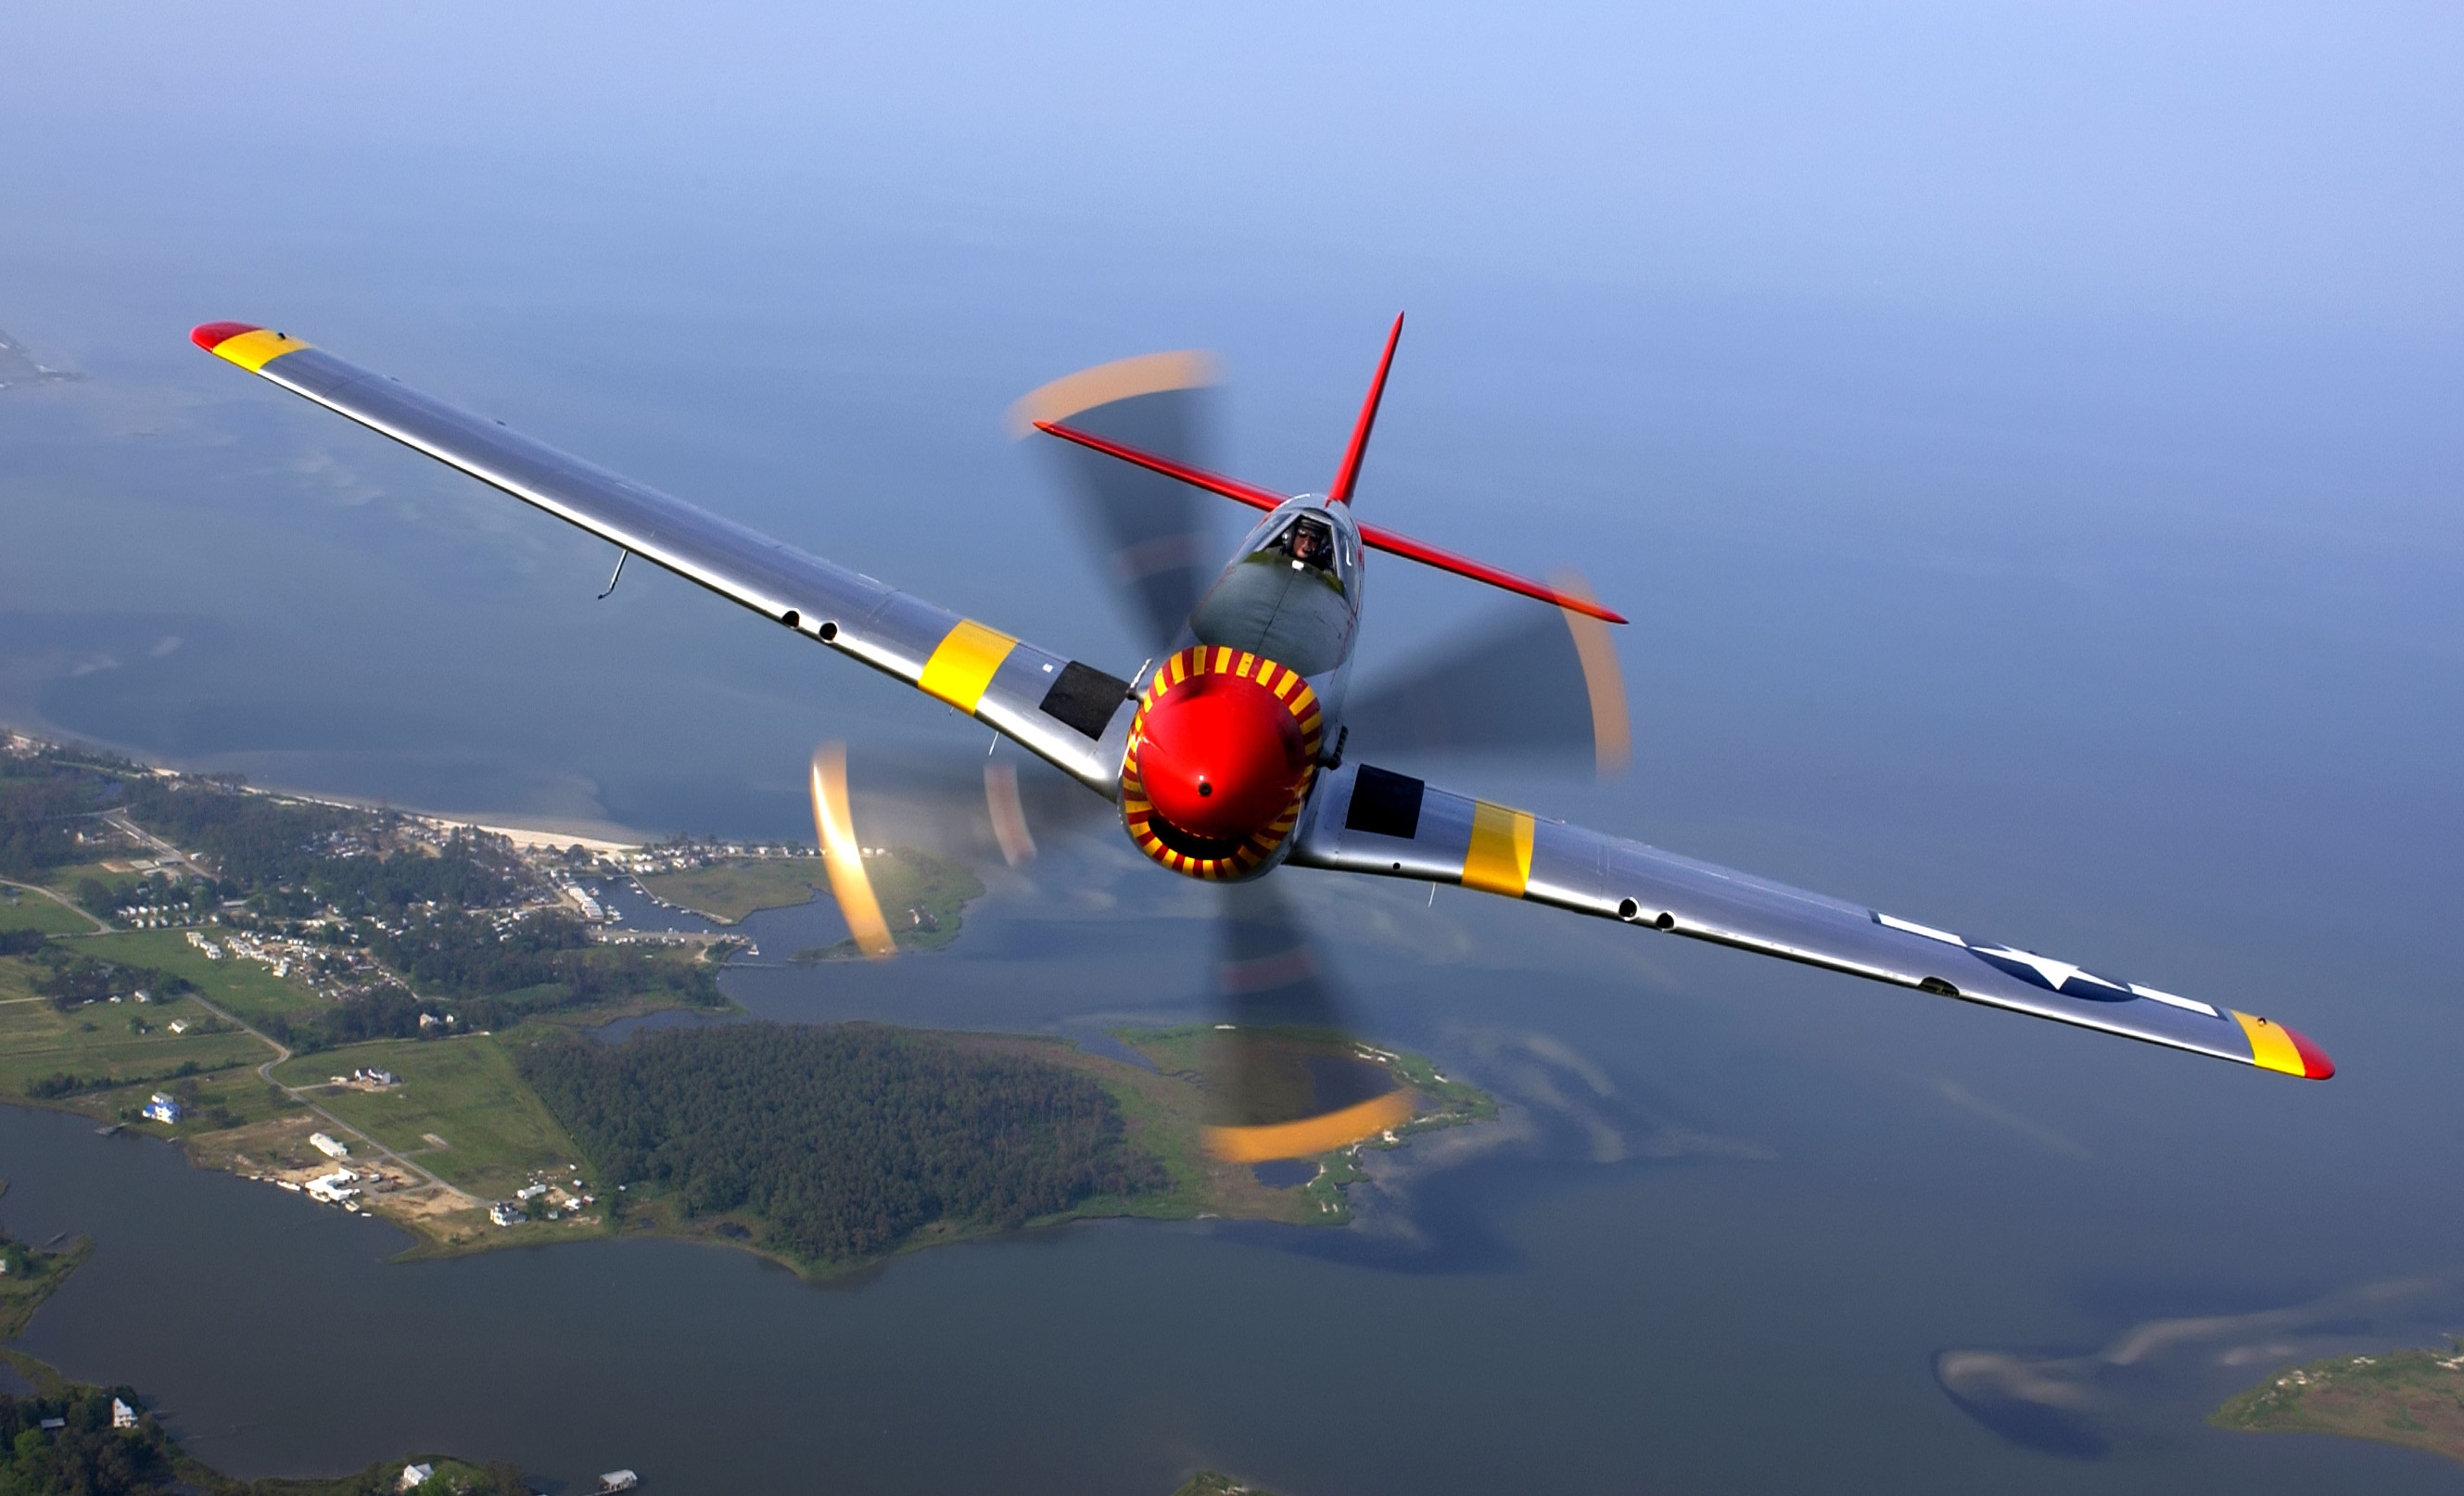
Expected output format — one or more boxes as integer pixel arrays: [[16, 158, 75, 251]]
[[803, 342, 1631, 1164]]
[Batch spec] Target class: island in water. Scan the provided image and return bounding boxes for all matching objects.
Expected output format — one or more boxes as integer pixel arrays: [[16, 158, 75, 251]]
[[2212, 1344, 2464, 1464]]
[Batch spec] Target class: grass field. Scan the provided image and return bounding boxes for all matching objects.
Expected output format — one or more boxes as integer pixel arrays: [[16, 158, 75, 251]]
[[636, 858, 820, 923], [271, 1033, 585, 1198], [0, 955, 269, 1100], [0, 888, 100, 936], [73, 928, 329, 1030], [0, 1236, 90, 1339]]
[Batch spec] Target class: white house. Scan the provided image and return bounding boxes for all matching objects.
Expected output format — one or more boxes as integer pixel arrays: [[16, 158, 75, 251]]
[[310, 1132, 349, 1160], [142, 1093, 181, 1125], [111, 1399, 137, 1429], [396, 1463, 434, 1490], [306, 1171, 361, 1204]]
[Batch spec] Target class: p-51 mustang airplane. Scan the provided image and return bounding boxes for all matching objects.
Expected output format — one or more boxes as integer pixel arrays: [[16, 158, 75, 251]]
[[190, 314, 2332, 1088]]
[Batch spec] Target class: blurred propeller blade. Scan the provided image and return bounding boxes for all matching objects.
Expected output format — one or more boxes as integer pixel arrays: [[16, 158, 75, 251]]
[[809, 742, 896, 960], [1345, 569, 1632, 777], [984, 760, 1037, 868], [1010, 351, 1222, 653], [823, 747, 1104, 867], [1200, 879, 1416, 1162], [807, 742, 1416, 1164]]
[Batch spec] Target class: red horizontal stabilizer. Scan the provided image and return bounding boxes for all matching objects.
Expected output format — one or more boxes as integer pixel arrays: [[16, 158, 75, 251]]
[[1035, 421, 1288, 512], [1356, 524, 1628, 623], [1034, 420, 1627, 624]]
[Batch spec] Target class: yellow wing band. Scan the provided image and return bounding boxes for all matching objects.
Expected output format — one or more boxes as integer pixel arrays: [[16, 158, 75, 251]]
[[1462, 801, 1537, 897], [2233, 1009, 2306, 1076], [209, 328, 312, 372], [918, 619, 1018, 714]]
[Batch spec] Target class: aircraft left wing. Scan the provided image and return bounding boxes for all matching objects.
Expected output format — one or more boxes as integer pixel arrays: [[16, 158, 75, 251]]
[[1289, 761, 2333, 1079], [189, 323, 1140, 797]]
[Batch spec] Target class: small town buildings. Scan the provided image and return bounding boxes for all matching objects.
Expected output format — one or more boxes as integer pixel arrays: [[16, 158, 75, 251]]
[[489, 1202, 527, 1226], [111, 1399, 137, 1429], [142, 1093, 181, 1125], [396, 1462, 434, 1490], [167, 1019, 191, 1034], [310, 1132, 350, 1160], [37, 1418, 63, 1431], [596, 1472, 640, 1492]]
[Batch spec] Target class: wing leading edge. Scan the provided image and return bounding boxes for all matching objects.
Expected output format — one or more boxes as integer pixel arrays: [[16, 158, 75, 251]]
[[189, 323, 1138, 798], [1289, 761, 2333, 1079]]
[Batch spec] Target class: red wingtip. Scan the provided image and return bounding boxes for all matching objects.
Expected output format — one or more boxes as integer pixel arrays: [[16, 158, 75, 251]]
[[1327, 312, 1403, 505], [2283, 1024, 2336, 1080], [190, 322, 260, 352]]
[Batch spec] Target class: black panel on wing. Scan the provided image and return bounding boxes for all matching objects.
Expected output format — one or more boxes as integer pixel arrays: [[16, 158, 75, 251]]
[[1345, 764, 1426, 839], [1346, 598, 1629, 776], [1039, 660, 1132, 740], [1011, 353, 1222, 653]]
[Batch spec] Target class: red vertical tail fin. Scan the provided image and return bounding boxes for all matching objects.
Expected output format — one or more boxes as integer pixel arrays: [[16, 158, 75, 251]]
[[1327, 312, 1403, 505]]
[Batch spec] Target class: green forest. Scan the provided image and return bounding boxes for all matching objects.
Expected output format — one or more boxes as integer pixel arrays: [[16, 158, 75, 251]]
[[122, 781, 520, 915], [0, 1386, 176, 1496], [520, 1023, 1169, 1263], [0, 750, 124, 881]]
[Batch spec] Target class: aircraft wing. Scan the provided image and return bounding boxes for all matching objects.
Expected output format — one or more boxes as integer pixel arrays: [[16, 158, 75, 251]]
[[1288, 761, 2333, 1079], [189, 323, 1140, 798]]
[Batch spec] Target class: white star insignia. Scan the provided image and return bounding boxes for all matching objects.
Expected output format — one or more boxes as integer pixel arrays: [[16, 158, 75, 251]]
[[1974, 945, 2087, 992]]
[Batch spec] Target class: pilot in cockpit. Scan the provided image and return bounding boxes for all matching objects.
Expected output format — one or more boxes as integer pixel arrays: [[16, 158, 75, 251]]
[[1283, 517, 1335, 572]]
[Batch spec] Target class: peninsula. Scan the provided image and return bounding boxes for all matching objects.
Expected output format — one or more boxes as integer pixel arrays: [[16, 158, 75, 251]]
[[0, 732, 1493, 1277], [2212, 1345, 2464, 1464]]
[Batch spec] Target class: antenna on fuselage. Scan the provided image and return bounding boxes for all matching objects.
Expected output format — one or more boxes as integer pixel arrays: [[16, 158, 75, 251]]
[[1327, 312, 1403, 506]]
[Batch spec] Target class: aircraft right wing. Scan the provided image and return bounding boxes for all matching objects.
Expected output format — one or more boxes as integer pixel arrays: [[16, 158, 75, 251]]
[[189, 322, 1140, 800], [1287, 762, 2333, 1079]]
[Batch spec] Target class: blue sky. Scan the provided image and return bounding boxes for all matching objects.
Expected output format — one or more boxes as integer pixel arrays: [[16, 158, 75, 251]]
[[8, 2, 2459, 328]]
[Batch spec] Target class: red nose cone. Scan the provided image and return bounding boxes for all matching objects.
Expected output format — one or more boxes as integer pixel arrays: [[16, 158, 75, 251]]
[[1137, 674, 1309, 843]]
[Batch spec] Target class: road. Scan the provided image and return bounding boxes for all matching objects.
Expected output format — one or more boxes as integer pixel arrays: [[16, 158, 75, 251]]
[[184, 991, 480, 1207], [99, 810, 203, 875]]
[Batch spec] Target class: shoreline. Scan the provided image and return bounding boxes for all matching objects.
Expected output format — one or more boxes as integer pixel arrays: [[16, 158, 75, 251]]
[[0, 717, 657, 853]]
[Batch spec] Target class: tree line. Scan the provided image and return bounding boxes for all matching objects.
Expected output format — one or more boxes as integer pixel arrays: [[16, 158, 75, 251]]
[[519, 1023, 1168, 1264], [0, 1382, 529, 1494], [246, 913, 721, 1056], [122, 780, 522, 913]]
